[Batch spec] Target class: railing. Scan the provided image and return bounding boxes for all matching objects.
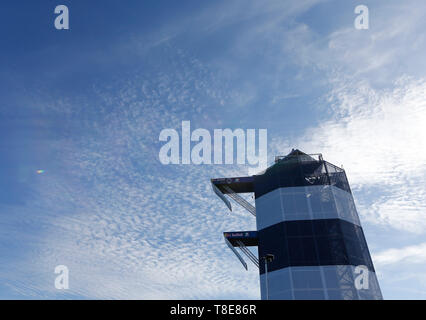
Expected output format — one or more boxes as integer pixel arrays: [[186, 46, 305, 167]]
[[274, 153, 323, 163]]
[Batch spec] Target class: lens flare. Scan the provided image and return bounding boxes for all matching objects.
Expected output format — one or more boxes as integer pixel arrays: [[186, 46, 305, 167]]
[[36, 170, 45, 174]]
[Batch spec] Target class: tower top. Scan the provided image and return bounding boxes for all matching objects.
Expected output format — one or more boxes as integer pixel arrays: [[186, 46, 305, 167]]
[[274, 149, 322, 164]]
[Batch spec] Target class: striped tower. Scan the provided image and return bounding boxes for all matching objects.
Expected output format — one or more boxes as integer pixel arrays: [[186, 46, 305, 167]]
[[255, 150, 382, 299]]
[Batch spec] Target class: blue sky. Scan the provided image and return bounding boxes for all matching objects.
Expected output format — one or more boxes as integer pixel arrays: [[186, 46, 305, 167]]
[[1, 0, 426, 299]]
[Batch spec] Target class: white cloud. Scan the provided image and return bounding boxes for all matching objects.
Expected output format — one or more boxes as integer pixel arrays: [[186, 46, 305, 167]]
[[373, 243, 426, 266]]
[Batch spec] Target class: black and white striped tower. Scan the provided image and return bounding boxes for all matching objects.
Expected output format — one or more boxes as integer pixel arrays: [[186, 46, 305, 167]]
[[255, 150, 382, 299], [212, 149, 382, 300]]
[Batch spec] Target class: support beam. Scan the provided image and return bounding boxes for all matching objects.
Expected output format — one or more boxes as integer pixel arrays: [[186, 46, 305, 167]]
[[222, 185, 256, 217], [224, 235, 248, 270]]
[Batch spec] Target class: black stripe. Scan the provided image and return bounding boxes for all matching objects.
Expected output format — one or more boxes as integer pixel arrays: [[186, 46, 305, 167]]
[[254, 160, 351, 198], [258, 219, 375, 274]]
